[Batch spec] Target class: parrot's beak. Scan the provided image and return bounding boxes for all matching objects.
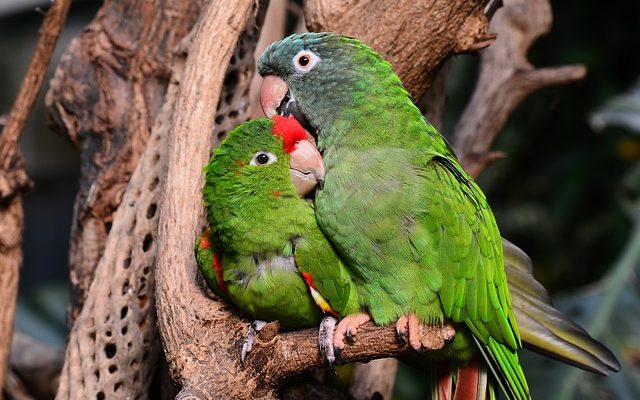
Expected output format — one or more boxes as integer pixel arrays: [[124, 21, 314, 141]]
[[289, 138, 325, 196], [260, 75, 315, 137], [260, 75, 289, 118]]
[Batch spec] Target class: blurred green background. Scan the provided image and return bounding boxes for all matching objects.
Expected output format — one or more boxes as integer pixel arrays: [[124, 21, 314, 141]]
[[1, 0, 639, 398]]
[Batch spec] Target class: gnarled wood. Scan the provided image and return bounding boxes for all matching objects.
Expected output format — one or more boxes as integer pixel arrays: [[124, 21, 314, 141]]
[[304, 0, 493, 99], [45, 0, 203, 323], [452, 0, 586, 178], [0, 0, 70, 395]]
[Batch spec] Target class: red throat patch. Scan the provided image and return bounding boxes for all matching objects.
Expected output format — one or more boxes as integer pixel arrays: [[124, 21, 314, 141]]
[[271, 115, 309, 154]]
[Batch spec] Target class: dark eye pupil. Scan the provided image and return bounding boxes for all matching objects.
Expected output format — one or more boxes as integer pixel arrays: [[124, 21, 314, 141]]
[[257, 153, 269, 164], [298, 55, 310, 66]]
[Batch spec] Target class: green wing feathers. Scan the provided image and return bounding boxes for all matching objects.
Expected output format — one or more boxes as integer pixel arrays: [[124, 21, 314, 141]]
[[294, 230, 361, 317], [195, 231, 231, 303], [419, 155, 530, 399], [423, 156, 519, 349]]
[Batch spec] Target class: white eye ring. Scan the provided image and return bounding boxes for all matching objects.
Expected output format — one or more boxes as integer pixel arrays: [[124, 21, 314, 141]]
[[250, 151, 277, 166], [292, 49, 320, 74]]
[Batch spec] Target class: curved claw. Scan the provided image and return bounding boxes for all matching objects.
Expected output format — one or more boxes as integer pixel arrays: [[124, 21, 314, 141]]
[[318, 316, 337, 367], [241, 320, 267, 364]]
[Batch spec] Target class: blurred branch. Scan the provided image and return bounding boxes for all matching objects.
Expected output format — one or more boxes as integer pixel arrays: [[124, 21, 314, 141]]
[[9, 332, 63, 400], [452, 0, 586, 178], [0, 0, 70, 394], [349, 359, 399, 400]]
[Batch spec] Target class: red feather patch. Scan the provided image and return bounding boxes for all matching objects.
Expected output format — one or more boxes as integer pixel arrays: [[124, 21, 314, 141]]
[[213, 251, 227, 293], [271, 115, 309, 154]]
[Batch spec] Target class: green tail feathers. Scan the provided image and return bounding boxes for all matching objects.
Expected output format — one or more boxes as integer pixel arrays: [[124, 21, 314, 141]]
[[503, 239, 621, 375], [473, 336, 531, 400]]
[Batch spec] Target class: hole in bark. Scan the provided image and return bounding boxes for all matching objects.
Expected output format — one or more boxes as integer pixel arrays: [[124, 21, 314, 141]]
[[152, 152, 160, 165], [104, 221, 112, 234], [105, 343, 116, 359], [228, 110, 239, 119], [128, 342, 133, 349], [109, 365, 117, 374], [121, 306, 128, 319], [90, 331, 96, 340], [121, 325, 128, 335], [114, 382, 122, 392], [122, 280, 129, 295], [224, 92, 233, 105], [142, 234, 153, 252], [146, 203, 157, 219], [97, 392, 105, 400], [217, 130, 227, 140], [123, 257, 131, 269], [138, 294, 148, 309], [130, 359, 137, 367], [215, 115, 224, 124], [149, 176, 159, 191], [94, 370, 99, 379], [106, 330, 112, 337], [224, 70, 238, 88], [142, 351, 149, 361], [143, 266, 150, 275]]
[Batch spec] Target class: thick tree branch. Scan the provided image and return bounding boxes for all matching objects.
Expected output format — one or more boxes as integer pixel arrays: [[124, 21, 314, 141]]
[[452, 0, 587, 178], [304, 0, 492, 99], [0, 0, 70, 394]]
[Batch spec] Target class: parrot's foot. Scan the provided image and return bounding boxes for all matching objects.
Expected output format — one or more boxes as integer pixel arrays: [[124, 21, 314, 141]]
[[318, 315, 337, 367], [241, 320, 267, 364], [333, 313, 371, 353], [396, 314, 455, 351]]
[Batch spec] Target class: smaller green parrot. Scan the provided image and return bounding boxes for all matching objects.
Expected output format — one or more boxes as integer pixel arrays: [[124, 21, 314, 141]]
[[195, 116, 360, 361]]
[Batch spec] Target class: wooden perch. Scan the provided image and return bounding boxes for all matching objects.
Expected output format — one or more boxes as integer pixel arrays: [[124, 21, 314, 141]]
[[0, 0, 70, 395], [452, 0, 587, 178]]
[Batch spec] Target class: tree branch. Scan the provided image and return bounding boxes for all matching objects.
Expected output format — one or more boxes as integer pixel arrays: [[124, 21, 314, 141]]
[[452, 0, 587, 178], [45, 0, 204, 323], [0, 0, 70, 394], [304, 0, 492, 99]]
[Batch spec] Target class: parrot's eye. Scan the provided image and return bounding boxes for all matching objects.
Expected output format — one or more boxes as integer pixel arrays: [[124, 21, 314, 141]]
[[250, 151, 277, 166], [292, 50, 320, 74]]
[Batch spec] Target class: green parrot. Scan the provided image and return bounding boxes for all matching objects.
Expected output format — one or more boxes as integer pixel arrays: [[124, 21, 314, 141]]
[[257, 33, 620, 399], [195, 116, 360, 361]]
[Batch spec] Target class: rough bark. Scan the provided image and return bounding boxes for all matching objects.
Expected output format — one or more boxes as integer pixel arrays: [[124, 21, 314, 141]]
[[45, 0, 203, 323], [52, 0, 268, 397], [452, 0, 586, 178], [0, 0, 70, 396], [304, 0, 494, 99]]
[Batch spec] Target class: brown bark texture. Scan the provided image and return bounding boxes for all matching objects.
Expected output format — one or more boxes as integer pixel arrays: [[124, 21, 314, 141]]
[[0, 0, 71, 397], [452, 0, 587, 178], [45, 0, 203, 323], [304, 0, 494, 99]]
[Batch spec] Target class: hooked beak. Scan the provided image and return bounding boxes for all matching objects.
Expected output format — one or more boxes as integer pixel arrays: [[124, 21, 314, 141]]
[[260, 75, 315, 136], [289, 138, 325, 196]]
